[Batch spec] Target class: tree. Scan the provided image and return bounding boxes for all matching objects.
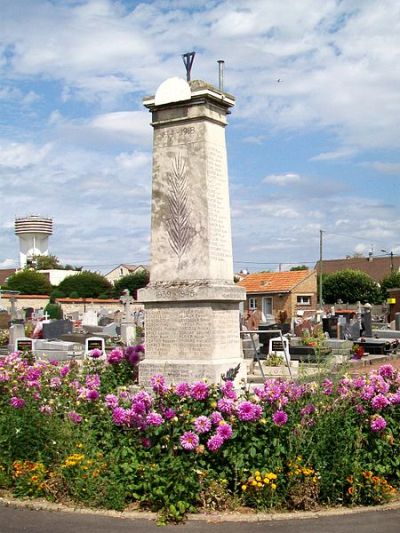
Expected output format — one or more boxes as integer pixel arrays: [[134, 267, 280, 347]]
[[44, 302, 63, 319], [380, 272, 400, 299], [32, 254, 62, 270], [322, 269, 381, 304], [6, 270, 52, 295], [290, 265, 309, 271], [58, 271, 113, 298], [114, 270, 150, 299]]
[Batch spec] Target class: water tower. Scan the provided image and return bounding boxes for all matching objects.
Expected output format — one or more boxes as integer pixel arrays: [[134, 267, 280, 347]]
[[14, 215, 53, 268]]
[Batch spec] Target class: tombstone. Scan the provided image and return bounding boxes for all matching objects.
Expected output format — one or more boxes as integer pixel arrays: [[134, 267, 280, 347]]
[[15, 337, 35, 353], [361, 304, 372, 337], [138, 75, 246, 385], [99, 316, 114, 327], [9, 297, 18, 321], [84, 337, 106, 359], [103, 322, 118, 337], [82, 309, 98, 327], [24, 307, 34, 320], [9, 323, 26, 351], [120, 289, 134, 323], [268, 336, 290, 364], [42, 319, 73, 339], [120, 323, 136, 346]]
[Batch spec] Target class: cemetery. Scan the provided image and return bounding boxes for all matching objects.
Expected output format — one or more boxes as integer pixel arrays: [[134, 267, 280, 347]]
[[1, 70, 400, 524]]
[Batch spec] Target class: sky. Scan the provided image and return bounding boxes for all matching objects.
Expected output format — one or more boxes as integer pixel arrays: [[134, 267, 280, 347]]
[[1, 0, 400, 275]]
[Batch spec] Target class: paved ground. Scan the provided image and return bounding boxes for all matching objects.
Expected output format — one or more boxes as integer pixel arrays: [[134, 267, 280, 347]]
[[1, 503, 400, 533]]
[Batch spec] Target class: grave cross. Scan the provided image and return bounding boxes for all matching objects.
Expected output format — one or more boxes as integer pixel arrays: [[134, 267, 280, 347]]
[[120, 289, 134, 323], [9, 297, 18, 321]]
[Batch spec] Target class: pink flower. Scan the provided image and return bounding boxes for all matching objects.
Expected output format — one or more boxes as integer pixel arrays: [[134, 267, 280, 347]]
[[40, 404, 53, 415], [210, 411, 224, 425], [371, 394, 390, 410], [378, 364, 395, 379], [150, 374, 167, 394], [89, 348, 103, 359], [216, 422, 233, 441], [60, 365, 70, 378], [217, 398, 235, 414], [190, 381, 209, 401], [112, 407, 128, 426], [68, 411, 82, 424], [207, 434, 224, 452], [175, 382, 190, 397], [10, 396, 25, 409], [370, 415, 387, 432], [272, 410, 288, 426], [194, 416, 212, 434], [180, 431, 199, 451], [107, 348, 124, 365], [86, 389, 99, 401], [50, 377, 62, 389], [105, 394, 119, 409], [146, 412, 164, 426], [237, 401, 262, 422]]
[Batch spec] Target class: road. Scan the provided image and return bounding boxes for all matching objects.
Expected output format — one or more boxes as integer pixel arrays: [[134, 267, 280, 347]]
[[0, 504, 400, 532]]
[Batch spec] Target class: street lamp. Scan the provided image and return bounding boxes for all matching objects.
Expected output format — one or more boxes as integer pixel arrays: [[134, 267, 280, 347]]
[[381, 249, 394, 273]]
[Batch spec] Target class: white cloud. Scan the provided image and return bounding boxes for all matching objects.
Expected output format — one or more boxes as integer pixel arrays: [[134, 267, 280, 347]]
[[89, 111, 151, 143], [263, 173, 301, 185], [367, 162, 400, 174], [0, 141, 52, 168], [310, 148, 357, 161]]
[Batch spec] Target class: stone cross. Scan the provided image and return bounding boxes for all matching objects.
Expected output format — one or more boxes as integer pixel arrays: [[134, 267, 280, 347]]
[[9, 297, 18, 320], [120, 289, 134, 323]]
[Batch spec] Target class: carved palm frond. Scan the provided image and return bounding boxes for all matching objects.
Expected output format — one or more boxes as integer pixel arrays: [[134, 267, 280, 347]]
[[165, 154, 195, 262]]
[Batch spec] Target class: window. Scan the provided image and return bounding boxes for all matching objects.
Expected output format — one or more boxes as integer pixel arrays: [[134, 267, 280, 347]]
[[248, 297, 257, 310], [297, 295, 311, 305]]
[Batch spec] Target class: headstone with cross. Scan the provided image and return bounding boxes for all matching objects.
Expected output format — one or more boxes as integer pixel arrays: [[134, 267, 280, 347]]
[[120, 289, 134, 324]]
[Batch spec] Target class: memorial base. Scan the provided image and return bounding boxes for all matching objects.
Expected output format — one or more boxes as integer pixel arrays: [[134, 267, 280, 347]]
[[139, 357, 246, 387]]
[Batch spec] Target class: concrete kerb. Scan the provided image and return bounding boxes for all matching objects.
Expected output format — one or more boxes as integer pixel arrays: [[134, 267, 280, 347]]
[[1, 493, 400, 523]]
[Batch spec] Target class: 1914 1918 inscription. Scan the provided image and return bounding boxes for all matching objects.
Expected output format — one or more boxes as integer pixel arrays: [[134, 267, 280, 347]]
[[145, 306, 239, 358], [157, 125, 198, 147]]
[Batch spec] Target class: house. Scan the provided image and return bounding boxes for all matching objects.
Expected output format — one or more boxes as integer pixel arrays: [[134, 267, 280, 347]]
[[105, 264, 147, 285], [238, 270, 317, 321], [315, 256, 400, 283], [0, 268, 16, 286]]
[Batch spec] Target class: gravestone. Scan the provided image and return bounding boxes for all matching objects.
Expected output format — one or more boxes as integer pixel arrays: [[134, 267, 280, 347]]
[[9, 323, 25, 351], [138, 76, 245, 385], [103, 322, 118, 337], [15, 338, 34, 353], [42, 319, 73, 339], [84, 337, 106, 359], [268, 337, 290, 362], [82, 309, 98, 327]]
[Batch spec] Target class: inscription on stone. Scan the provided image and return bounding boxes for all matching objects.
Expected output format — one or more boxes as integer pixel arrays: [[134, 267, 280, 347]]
[[206, 144, 231, 262], [145, 306, 238, 358], [157, 125, 198, 147]]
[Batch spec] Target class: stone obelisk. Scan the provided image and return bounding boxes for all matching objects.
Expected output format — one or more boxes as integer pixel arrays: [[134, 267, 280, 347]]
[[138, 76, 245, 385]]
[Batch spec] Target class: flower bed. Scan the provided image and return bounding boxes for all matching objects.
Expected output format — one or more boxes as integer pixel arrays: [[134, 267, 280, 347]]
[[0, 349, 399, 523]]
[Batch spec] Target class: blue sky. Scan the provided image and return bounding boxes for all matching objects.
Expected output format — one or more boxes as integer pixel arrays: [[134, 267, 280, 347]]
[[1, 0, 399, 274]]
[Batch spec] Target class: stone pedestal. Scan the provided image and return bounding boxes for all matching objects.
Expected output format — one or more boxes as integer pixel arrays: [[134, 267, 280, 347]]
[[139, 78, 245, 385]]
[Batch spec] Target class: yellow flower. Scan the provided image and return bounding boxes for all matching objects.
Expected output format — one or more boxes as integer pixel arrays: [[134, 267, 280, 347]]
[[251, 480, 258, 487], [268, 472, 277, 480], [271, 483, 277, 490], [264, 478, 269, 484], [255, 475, 262, 482], [255, 471, 261, 477], [241, 484, 247, 491]]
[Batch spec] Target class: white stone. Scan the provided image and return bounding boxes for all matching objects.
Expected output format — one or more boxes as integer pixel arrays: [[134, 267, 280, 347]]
[[154, 77, 191, 106], [84, 337, 106, 360]]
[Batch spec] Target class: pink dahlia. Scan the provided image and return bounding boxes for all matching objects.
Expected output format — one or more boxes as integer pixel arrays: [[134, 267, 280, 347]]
[[180, 431, 199, 451], [272, 410, 288, 426]]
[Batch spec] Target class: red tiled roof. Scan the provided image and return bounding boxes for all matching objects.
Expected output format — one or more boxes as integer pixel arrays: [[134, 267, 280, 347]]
[[238, 270, 314, 293], [315, 256, 400, 282], [0, 268, 16, 285]]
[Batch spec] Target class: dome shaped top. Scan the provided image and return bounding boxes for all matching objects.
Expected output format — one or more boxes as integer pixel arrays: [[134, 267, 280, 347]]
[[154, 77, 191, 106]]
